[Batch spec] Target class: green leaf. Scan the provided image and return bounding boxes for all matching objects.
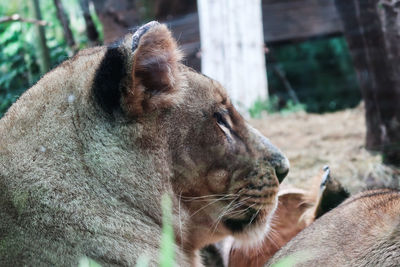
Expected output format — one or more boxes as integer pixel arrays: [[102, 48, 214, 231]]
[[4, 42, 21, 56], [0, 23, 21, 44]]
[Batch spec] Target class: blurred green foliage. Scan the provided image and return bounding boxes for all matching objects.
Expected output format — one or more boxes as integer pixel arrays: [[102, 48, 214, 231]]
[[249, 96, 306, 118], [0, 0, 103, 117], [267, 37, 361, 113]]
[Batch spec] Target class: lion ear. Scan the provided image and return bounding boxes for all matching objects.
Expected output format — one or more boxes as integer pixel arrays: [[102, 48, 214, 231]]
[[124, 22, 183, 116]]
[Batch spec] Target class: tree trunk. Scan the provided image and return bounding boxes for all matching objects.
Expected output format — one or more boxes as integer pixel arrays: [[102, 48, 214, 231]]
[[152, 0, 196, 20], [91, 0, 141, 44], [197, 0, 268, 114], [31, 0, 51, 74], [335, 0, 400, 165], [378, 0, 400, 164], [79, 0, 100, 46], [53, 0, 76, 52]]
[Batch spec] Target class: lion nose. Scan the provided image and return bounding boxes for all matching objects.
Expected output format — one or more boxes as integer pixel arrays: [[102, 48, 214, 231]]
[[258, 137, 290, 183], [275, 156, 290, 183], [260, 139, 290, 183]]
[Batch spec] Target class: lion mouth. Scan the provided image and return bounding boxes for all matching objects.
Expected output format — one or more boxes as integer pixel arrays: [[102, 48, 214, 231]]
[[221, 188, 277, 233], [223, 207, 260, 232]]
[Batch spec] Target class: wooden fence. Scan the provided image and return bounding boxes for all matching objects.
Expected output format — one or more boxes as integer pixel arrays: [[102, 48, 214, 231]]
[[165, 0, 343, 69]]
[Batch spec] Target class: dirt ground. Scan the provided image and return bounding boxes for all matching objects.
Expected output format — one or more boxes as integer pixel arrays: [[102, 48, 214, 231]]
[[250, 104, 400, 194]]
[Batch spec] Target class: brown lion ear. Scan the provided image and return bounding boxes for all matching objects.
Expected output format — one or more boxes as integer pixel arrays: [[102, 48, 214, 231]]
[[123, 22, 183, 116]]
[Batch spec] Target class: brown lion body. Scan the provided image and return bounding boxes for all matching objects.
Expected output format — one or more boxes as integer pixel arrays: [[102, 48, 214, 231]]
[[0, 22, 289, 266], [267, 188, 400, 266]]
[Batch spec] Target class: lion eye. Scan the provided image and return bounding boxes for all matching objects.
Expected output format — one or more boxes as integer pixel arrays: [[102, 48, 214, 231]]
[[214, 112, 229, 128], [214, 111, 235, 142]]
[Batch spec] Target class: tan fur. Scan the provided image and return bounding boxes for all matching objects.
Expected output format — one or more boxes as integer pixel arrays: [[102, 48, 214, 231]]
[[267, 188, 400, 266], [0, 22, 289, 266]]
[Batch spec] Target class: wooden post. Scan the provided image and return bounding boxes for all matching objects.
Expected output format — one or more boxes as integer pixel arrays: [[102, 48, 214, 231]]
[[335, 0, 400, 165], [197, 0, 268, 114]]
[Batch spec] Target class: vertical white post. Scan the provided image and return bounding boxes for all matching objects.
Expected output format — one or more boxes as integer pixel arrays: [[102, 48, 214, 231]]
[[197, 0, 268, 114]]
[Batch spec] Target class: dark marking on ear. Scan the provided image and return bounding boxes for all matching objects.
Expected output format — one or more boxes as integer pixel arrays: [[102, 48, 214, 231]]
[[315, 187, 349, 219], [92, 47, 126, 115]]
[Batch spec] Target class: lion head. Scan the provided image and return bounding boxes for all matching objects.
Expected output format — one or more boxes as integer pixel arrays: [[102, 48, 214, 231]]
[[0, 21, 289, 265]]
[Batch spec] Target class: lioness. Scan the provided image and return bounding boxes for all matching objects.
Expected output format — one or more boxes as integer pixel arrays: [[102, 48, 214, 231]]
[[0, 22, 289, 266], [267, 188, 400, 266]]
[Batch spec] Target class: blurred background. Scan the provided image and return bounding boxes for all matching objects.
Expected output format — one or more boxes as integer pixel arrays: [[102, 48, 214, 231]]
[[1, 0, 399, 192]]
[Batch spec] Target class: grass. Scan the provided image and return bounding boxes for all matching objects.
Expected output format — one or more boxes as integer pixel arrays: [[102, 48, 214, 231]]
[[270, 256, 297, 267], [78, 257, 102, 267], [159, 194, 175, 267], [270, 251, 311, 267]]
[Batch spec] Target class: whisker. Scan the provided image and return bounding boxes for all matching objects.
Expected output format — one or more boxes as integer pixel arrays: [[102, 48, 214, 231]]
[[178, 190, 183, 251], [189, 194, 235, 218], [219, 197, 252, 218], [210, 197, 241, 235], [180, 194, 239, 203], [181, 196, 238, 202], [212, 201, 258, 236], [265, 227, 281, 249], [248, 205, 262, 226], [180, 193, 239, 200], [210, 197, 254, 235], [228, 202, 258, 218]]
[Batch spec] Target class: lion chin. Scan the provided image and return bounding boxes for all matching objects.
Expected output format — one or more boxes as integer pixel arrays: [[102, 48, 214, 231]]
[[224, 200, 278, 249]]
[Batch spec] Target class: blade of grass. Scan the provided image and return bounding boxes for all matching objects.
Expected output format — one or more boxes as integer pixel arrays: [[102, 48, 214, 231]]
[[78, 256, 101, 267], [270, 251, 311, 267], [159, 194, 175, 267]]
